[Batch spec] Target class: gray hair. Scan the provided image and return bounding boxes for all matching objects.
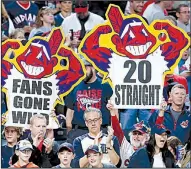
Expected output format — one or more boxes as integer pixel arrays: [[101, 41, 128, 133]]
[[83, 107, 102, 120], [171, 84, 186, 93]]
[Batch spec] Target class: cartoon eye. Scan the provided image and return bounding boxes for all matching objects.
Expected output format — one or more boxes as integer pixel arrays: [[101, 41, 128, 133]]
[[36, 51, 42, 59], [142, 29, 148, 36], [129, 30, 135, 39], [25, 49, 31, 56], [60, 59, 67, 67]]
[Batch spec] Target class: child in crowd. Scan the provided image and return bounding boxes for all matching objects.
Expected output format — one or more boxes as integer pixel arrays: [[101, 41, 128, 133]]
[[9, 140, 39, 168], [1, 125, 22, 168], [85, 145, 116, 168], [54, 142, 75, 168]]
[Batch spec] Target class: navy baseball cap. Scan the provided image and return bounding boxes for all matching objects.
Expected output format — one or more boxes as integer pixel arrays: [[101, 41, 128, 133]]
[[85, 145, 101, 155], [129, 121, 149, 134], [75, 0, 88, 13], [151, 124, 171, 135], [58, 142, 74, 153]]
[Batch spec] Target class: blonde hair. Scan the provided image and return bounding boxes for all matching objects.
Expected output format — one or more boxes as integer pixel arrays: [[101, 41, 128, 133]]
[[30, 114, 47, 125], [35, 7, 55, 28], [9, 28, 25, 39]]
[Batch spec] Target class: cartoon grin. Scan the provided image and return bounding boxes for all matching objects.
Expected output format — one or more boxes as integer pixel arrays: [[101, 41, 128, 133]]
[[125, 42, 152, 56], [21, 61, 44, 76]]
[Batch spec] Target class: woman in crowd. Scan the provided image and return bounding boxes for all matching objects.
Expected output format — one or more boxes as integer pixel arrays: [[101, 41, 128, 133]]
[[29, 6, 55, 39], [128, 124, 176, 168]]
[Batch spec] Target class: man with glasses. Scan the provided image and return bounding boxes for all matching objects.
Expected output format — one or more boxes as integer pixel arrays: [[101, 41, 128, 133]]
[[10, 140, 39, 168], [65, 58, 114, 143], [176, 4, 190, 34], [72, 107, 121, 168]]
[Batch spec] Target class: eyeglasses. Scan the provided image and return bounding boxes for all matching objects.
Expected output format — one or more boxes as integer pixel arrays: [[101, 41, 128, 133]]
[[86, 118, 100, 124], [179, 11, 190, 14]]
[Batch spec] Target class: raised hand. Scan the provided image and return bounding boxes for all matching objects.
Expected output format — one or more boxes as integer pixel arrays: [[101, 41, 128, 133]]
[[94, 131, 102, 145], [33, 132, 44, 147]]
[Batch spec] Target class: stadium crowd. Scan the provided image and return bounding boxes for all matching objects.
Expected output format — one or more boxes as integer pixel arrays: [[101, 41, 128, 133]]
[[1, 0, 191, 168]]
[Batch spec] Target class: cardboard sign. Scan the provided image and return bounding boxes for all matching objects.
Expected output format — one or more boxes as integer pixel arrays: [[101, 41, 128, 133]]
[[79, 4, 190, 109], [2, 28, 86, 127]]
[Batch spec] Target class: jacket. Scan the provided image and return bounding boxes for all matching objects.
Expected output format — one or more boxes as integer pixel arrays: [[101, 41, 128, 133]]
[[128, 147, 176, 168], [26, 134, 60, 168], [9, 161, 39, 168], [149, 105, 191, 144]]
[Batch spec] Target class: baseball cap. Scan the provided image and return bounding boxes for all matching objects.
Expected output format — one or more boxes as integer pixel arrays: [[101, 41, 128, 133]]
[[129, 121, 149, 134], [58, 142, 74, 153], [74, 0, 88, 13], [85, 145, 101, 155], [15, 140, 33, 151], [151, 124, 171, 135]]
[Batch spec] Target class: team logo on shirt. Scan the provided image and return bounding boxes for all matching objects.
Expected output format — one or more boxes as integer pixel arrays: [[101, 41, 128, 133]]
[[77, 94, 101, 110], [180, 120, 189, 128]]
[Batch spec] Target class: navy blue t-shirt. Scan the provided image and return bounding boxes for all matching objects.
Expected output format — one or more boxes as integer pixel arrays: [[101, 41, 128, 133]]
[[65, 78, 113, 126], [1, 145, 14, 168], [6, 1, 39, 28]]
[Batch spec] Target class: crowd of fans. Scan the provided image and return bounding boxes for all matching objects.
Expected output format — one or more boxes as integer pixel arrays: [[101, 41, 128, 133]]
[[1, 0, 191, 168]]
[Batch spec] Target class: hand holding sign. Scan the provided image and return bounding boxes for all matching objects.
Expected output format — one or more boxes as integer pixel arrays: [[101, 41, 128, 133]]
[[1, 112, 8, 125], [158, 98, 168, 118], [160, 98, 168, 111], [107, 100, 117, 116]]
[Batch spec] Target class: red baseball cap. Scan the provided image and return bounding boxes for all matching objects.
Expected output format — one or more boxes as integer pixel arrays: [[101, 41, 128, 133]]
[[75, 0, 88, 13]]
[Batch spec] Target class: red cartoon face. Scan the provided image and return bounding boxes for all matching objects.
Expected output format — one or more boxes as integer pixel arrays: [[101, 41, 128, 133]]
[[112, 19, 156, 59], [17, 41, 57, 79]]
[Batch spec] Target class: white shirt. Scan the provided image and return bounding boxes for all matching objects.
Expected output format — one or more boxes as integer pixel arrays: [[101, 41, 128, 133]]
[[143, 3, 165, 24], [152, 152, 166, 168], [61, 12, 104, 40]]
